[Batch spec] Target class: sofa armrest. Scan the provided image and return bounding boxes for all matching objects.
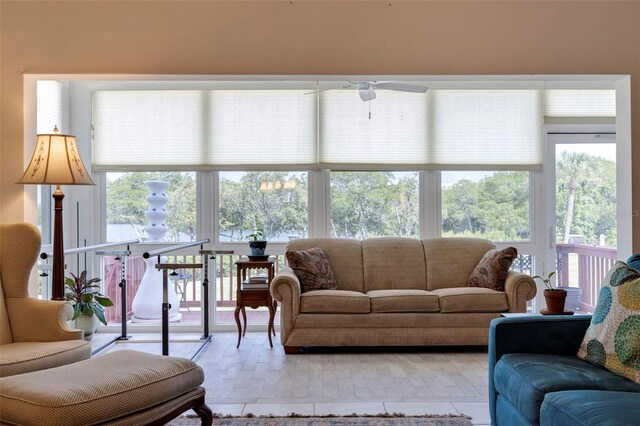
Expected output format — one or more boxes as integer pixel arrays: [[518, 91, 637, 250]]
[[504, 272, 536, 312], [6, 298, 85, 342], [270, 267, 301, 344], [488, 316, 592, 425]]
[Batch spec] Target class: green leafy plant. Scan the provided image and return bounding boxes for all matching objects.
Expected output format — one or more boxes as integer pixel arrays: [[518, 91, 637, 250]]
[[532, 271, 557, 291], [65, 271, 114, 326], [245, 228, 265, 241]]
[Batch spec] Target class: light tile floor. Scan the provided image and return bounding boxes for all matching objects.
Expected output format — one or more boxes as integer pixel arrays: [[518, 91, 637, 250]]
[[91, 332, 490, 425]]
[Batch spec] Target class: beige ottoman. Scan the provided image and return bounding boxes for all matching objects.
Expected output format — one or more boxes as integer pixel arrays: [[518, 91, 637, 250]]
[[0, 350, 212, 425]]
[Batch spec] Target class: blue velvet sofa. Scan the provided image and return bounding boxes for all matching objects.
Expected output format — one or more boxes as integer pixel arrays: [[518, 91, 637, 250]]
[[488, 316, 640, 426]]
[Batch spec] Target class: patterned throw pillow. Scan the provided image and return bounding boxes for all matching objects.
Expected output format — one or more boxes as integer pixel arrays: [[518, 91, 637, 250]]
[[286, 247, 337, 293], [577, 261, 640, 384], [467, 247, 518, 291]]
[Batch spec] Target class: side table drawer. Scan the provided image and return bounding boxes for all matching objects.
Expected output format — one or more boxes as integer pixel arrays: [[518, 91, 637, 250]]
[[240, 290, 270, 304]]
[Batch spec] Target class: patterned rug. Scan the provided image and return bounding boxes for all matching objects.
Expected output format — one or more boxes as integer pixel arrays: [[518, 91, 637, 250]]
[[169, 413, 473, 425]]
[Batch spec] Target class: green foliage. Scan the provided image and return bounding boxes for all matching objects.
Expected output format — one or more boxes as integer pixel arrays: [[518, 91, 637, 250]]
[[65, 271, 114, 326], [107, 172, 197, 241], [245, 228, 265, 241], [532, 271, 557, 291]]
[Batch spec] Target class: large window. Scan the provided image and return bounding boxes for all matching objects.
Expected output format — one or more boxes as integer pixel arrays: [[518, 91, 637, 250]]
[[106, 172, 196, 242], [330, 171, 419, 239], [219, 172, 308, 242], [441, 171, 530, 241]]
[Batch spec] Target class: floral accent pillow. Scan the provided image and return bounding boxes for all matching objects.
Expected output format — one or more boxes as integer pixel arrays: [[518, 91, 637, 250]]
[[577, 261, 640, 384], [467, 247, 518, 291], [286, 247, 337, 293]]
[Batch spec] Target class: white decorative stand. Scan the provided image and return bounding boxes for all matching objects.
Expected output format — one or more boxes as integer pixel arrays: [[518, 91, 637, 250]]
[[143, 181, 169, 242], [132, 181, 181, 322], [131, 257, 182, 323]]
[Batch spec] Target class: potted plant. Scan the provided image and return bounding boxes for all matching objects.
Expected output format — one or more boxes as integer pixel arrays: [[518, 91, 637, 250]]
[[532, 271, 567, 314], [65, 270, 114, 340], [245, 228, 267, 256]]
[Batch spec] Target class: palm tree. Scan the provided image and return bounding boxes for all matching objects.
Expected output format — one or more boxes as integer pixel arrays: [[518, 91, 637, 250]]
[[557, 152, 590, 243]]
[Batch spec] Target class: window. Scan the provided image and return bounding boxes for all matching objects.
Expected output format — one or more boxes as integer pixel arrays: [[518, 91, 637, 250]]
[[330, 171, 419, 239], [106, 172, 196, 242], [441, 171, 530, 241], [219, 171, 308, 242]]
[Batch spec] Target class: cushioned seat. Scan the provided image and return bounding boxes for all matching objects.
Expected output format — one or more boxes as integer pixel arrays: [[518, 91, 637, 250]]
[[494, 354, 640, 424], [540, 390, 640, 426], [431, 287, 508, 313], [0, 341, 92, 378], [0, 349, 212, 425], [300, 290, 370, 313], [367, 289, 439, 313]]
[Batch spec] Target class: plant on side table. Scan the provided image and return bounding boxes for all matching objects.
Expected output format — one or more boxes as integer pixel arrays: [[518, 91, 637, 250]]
[[532, 271, 567, 314], [65, 270, 114, 341], [245, 228, 268, 256]]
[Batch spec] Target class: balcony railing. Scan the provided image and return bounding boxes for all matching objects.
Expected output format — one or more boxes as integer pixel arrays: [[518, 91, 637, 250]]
[[556, 243, 617, 313]]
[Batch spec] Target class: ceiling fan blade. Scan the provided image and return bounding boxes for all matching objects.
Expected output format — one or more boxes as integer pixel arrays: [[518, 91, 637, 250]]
[[304, 83, 354, 96], [358, 88, 376, 102], [372, 82, 428, 93]]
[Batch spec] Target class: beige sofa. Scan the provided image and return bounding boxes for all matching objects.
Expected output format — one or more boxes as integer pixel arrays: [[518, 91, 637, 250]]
[[270, 237, 536, 353]]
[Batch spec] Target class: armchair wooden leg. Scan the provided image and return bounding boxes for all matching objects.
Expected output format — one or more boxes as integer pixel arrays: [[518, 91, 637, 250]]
[[193, 402, 214, 426]]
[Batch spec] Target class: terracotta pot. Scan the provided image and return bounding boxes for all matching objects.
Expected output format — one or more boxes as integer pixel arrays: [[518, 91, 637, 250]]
[[544, 289, 567, 314]]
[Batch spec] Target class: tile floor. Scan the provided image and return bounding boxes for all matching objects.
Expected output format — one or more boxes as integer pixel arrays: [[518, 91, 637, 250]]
[[91, 332, 490, 425]]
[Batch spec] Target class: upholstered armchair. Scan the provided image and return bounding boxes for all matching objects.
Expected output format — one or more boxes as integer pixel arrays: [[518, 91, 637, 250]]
[[0, 222, 91, 377]]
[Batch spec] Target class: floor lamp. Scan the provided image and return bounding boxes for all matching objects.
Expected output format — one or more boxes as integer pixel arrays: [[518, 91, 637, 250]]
[[18, 126, 95, 300]]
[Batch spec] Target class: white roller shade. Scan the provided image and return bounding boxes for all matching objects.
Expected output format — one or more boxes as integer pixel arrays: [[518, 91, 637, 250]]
[[208, 90, 317, 167], [93, 90, 317, 170], [428, 90, 543, 169], [320, 90, 427, 168], [544, 90, 616, 117], [93, 91, 205, 169], [37, 81, 62, 134]]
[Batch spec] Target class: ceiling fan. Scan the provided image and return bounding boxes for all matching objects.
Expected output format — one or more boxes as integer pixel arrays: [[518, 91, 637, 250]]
[[334, 81, 429, 102]]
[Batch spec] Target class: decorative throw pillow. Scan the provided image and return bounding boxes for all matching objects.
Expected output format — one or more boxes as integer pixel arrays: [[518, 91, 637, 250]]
[[577, 261, 640, 384], [467, 247, 518, 291], [286, 247, 337, 293]]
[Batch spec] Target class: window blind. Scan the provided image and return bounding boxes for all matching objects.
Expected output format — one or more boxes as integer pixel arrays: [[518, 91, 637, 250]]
[[544, 90, 616, 117], [319, 90, 428, 169], [92, 90, 317, 170], [37, 81, 62, 134], [427, 90, 543, 169]]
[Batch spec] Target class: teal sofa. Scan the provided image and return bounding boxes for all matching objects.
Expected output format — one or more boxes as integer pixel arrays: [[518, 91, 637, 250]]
[[488, 316, 640, 426]]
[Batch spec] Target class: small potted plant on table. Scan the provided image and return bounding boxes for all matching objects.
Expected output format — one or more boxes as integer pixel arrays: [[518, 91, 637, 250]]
[[245, 228, 268, 257], [65, 270, 114, 340], [532, 271, 568, 314]]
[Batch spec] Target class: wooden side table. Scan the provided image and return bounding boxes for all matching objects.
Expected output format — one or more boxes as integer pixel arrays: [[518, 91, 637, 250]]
[[234, 258, 276, 348]]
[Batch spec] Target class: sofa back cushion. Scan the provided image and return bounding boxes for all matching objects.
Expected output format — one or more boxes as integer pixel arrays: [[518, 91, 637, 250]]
[[423, 237, 496, 290], [362, 237, 427, 292], [286, 238, 364, 292]]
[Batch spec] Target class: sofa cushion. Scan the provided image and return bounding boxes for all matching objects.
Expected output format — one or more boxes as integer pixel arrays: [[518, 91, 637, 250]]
[[367, 290, 439, 313], [286, 247, 338, 293], [494, 354, 640, 424], [362, 238, 427, 292], [300, 290, 370, 314], [467, 247, 518, 291], [540, 390, 640, 426], [287, 238, 364, 292], [431, 287, 508, 313], [423, 238, 495, 290], [577, 261, 640, 384]]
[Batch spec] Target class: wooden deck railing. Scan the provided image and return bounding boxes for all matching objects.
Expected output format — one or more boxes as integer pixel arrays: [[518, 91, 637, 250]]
[[556, 243, 617, 312], [103, 253, 285, 323]]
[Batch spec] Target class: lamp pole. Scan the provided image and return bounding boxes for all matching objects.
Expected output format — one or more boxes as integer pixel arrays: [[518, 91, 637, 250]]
[[52, 185, 65, 300]]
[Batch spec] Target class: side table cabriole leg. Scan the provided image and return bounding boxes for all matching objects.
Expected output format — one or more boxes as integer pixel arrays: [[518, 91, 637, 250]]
[[234, 306, 242, 348], [241, 306, 247, 337]]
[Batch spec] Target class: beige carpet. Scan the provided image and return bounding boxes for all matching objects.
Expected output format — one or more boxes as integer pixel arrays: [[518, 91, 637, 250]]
[[169, 413, 473, 425]]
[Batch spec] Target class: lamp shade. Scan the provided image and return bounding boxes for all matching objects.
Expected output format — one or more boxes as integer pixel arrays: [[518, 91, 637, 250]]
[[18, 130, 95, 185]]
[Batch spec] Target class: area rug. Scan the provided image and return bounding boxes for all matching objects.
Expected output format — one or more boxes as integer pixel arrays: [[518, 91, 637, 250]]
[[169, 413, 473, 425]]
